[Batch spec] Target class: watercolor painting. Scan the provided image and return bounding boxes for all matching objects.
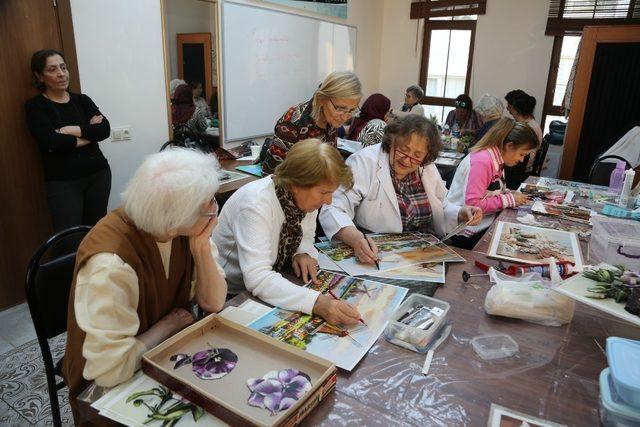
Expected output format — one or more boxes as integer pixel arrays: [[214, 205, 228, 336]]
[[263, 0, 348, 19], [248, 271, 407, 370], [488, 222, 583, 268], [487, 403, 566, 427], [218, 169, 248, 186], [531, 200, 593, 224], [371, 262, 445, 283], [519, 183, 571, 203], [315, 233, 463, 276], [92, 373, 223, 427]]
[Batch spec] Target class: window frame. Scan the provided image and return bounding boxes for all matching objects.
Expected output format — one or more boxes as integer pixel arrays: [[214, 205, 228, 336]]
[[541, 35, 565, 132], [419, 20, 477, 110]]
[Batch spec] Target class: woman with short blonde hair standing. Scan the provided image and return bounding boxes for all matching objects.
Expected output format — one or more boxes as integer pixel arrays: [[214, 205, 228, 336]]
[[262, 71, 362, 174], [214, 139, 362, 326]]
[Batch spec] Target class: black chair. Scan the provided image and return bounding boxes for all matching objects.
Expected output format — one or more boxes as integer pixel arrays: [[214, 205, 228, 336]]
[[25, 225, 92, 427], [530, 134, 551, 177], [588, 154, 631, 186]]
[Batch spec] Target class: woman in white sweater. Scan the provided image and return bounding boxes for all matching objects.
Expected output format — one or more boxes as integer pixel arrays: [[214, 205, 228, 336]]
[[213, 139, 361, 326], [319, 115, 482, 264]]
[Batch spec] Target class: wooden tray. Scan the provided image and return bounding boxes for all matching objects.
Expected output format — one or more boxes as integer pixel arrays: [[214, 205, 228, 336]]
[[142, 314, 337, 426]]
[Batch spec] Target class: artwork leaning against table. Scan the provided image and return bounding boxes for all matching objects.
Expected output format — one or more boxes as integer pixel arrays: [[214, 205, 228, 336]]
[[488, 222, 583, 268]]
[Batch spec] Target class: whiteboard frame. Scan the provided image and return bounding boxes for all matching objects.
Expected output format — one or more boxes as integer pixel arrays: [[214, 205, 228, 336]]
[[219, 0, 357, 144]]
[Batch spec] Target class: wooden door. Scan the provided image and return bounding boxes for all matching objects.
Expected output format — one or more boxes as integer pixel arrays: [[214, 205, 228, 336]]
[[0, 0, 79, 309], [560, 25, 640, 181], [177, 33, 213, 103]]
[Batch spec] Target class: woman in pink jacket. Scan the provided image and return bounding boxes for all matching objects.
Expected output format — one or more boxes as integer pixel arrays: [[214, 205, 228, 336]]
[[446, 118, 539, 249]]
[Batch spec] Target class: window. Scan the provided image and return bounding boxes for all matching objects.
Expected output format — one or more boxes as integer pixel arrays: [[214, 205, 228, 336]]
[[419, 20, 476, 124]]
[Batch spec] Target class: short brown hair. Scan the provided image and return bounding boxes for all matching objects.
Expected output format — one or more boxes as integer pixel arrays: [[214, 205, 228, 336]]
[[274, 139, 354, 189], [381, 115, 442, 165]]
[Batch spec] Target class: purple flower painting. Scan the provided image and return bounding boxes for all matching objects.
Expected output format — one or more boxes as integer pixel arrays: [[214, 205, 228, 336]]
[[170, 348, 238, 380], [247, 369, 312, 415]]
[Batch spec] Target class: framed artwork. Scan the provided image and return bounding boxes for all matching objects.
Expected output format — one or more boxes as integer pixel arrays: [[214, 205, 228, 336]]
[[487, 222, 583, 268]]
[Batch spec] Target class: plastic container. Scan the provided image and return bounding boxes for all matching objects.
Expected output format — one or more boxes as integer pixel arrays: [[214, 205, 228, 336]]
[[599, 368, 640, 426], [470, 334, 518, 360], [384, 294, 449, 353], [610, 160, 627, 194], [452, 122, 460, 138], [619, 169, 636, 209], [589, 216, 640, 270], [606, 337, 640, 408]]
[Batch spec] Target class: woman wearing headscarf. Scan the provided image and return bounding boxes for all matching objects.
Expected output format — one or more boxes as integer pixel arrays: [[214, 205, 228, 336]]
[[171, 83, 208, 133], [346, 93, 391, 147]]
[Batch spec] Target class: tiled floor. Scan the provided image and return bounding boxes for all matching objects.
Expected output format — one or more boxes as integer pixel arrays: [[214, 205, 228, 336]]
[[0, 302, 37, 350], [0, 303, 72, 426]]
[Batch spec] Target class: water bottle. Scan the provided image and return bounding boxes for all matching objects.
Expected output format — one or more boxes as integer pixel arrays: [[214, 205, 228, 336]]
[[609, 160, 626, 193], [443, 124, 451, 136], [619, 169, 636, 209], [452, 122, 460, 138]]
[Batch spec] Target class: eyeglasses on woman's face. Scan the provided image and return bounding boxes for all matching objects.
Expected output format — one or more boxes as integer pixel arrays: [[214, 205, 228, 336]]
[[199, 197, 219, 218], [394, 147, 424, 165], [329, 98, 360, 116]]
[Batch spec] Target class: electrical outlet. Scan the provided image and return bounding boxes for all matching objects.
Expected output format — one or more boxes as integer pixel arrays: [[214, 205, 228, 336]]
[[111, 127, 132, 142]]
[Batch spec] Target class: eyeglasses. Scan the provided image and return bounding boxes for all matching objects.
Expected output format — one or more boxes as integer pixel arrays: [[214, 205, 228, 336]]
[[329, 98, 360, 116], [394, 147, 424, 165], [200, 198, 219, 217]]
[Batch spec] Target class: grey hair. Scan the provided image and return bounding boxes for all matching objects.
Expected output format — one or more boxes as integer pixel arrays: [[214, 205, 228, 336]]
[[122, 148, 220, 236], [169, 79, 186, 98], [406, 85, 425, 100]]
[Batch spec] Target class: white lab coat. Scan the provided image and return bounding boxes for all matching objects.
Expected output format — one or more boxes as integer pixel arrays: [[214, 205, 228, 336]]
[[319, 144, 460, 240]]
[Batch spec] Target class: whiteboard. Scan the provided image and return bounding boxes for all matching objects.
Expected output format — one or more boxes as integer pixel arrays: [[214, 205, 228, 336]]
[[220, 1, 357, 142]]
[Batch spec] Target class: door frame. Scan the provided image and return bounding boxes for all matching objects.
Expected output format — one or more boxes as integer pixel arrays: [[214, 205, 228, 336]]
[[177, 32, 213, 103], [560, 25, 640, 180]]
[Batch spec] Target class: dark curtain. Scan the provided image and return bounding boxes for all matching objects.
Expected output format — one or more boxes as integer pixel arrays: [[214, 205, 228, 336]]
[[573, 42, 640, 182]]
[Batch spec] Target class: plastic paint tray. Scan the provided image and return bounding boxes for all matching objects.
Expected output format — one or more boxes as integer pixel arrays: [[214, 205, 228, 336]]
[[470, 334, 518, 360]]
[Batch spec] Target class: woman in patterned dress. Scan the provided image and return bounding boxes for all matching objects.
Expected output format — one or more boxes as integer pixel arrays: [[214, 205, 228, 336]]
[[262, 71, 362, 174], [346, 93, 391, 147]]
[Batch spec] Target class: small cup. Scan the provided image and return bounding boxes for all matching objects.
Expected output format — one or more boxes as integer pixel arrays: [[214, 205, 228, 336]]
[[250, 145, 261, 158]]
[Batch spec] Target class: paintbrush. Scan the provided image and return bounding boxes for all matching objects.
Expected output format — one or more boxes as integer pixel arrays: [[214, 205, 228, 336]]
[[441, 218, 474, 242], [326, 289, 368, 327]]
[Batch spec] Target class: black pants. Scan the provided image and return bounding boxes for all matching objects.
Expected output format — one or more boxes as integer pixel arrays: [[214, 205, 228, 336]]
[[449, 229, 486, 250], [45, 167, 112, 232]]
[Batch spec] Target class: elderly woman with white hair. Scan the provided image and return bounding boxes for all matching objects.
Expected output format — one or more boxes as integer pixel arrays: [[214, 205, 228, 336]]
[[214, 139, 362, 326], [261, 71, 363, 174], [474, 94, 505, 143], [62, 148, 227, 423]]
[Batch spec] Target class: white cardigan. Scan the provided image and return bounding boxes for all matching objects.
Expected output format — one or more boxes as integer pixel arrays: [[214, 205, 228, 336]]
[[212, 177, 320, 314], [319, 144, 460, 240]]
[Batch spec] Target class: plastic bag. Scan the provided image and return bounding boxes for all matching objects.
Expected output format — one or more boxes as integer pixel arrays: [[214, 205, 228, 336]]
[[484, 266, 575, 327]]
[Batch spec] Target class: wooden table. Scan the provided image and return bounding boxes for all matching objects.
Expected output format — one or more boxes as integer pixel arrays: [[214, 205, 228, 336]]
[[223, 249, 639, 426]]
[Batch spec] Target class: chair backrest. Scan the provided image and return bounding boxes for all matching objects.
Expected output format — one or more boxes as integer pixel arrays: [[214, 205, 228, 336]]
[[531, 134, 551, 177], [25, 226, 92, 339], [588, 154, 631, 186]]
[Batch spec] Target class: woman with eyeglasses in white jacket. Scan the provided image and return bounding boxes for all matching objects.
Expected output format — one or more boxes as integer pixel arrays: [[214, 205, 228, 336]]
[[319, 115, 482, 264]]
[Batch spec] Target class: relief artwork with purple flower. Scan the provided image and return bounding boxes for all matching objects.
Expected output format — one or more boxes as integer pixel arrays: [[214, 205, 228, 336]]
[[246, 368, 312, 415], [170, 347, 238, 380]]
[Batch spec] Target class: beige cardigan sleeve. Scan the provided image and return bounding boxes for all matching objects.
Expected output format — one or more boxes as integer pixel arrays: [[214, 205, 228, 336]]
[[74, 253, 148, 388]]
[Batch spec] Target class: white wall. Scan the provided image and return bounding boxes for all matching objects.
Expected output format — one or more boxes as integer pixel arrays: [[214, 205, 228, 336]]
[[165, 0, 216, 81], [472, 0, 553, 120], [70, 0, 170, 210], [379, 0, 554, 120], [227, 0, 385, 97]]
